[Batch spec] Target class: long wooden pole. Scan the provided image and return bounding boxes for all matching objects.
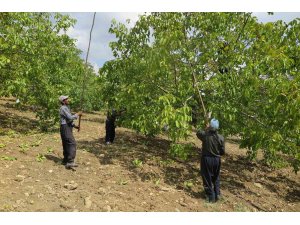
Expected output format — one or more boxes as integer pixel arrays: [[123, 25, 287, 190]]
[[78, 12, 96, 132], [192, 70, 209, 125]]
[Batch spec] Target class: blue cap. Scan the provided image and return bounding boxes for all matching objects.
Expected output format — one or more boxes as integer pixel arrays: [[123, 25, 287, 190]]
[[210, 118, 219, 129]]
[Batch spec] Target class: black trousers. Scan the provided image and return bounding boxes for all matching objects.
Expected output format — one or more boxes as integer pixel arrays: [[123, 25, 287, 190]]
[[200, 156, 221, 201], [60, 124, 76, 163], [105, 121, 115, 143]]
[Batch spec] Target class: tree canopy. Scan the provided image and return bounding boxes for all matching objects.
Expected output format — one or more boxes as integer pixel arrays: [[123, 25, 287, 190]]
[[0, 13, 101, 129], [99, 12, 300, 171]]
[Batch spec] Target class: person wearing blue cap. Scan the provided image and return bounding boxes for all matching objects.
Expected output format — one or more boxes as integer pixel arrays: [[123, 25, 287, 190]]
[[196, 118, 225, 203]]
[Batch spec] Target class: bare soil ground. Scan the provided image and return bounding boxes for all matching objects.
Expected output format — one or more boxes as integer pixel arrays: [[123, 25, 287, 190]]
[[0, 98, 299, 212]]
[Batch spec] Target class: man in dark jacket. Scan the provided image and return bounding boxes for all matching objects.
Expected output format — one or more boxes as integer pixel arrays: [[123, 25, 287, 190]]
[[59, 95, 82, 169], [197, 118, 225, 203], [105, 108, 126, 144], [105, 109, 117, 145]]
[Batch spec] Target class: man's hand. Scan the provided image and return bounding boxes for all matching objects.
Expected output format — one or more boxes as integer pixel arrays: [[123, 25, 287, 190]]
[[77, 111, 83, 117]]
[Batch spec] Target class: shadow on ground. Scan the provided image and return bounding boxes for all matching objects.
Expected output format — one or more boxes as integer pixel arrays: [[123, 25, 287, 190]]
[[77, 131, 201, 195], [77, 130, 300, 205], [0, 111, 39, 134], [45, 154, 62, 165]]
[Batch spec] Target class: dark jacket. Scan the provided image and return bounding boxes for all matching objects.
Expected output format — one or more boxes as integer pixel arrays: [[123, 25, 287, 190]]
[[106, 110, 117, 129], [196, 128, 225, 157]]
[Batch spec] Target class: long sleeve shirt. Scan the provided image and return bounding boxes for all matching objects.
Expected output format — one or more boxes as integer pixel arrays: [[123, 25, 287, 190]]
[[196, 128, 225, 157], [59, 105, 78, 125]]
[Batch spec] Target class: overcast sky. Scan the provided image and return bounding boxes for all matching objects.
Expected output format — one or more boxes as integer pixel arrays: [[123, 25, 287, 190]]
[[64, 12, 299, 72], [64, 13, 140, 72], [2, 1, 299, 72]]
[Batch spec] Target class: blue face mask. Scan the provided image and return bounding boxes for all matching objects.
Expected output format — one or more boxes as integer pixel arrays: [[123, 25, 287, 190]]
[[210, 118, 219, 129]]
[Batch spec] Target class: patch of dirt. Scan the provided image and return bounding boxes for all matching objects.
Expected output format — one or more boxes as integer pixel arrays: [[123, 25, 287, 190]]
[[0, 98, 299, 212]]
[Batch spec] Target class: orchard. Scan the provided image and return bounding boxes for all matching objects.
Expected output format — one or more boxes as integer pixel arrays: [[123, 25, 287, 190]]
[[0, 12, 299, 172]]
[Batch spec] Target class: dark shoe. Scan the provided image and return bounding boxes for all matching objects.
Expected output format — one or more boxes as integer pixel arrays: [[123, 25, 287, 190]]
[[205, 195, 216, 203], [61, 160, 67, 165], [65, 163, 78, 169]]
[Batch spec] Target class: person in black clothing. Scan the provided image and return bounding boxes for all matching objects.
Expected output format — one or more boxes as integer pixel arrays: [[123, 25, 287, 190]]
[[196, 118, 225, 203], [105, 109, 117, 144], [105, 109, 126, 145]]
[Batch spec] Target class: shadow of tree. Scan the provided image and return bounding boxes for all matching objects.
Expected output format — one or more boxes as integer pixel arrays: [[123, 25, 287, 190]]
[[0, 100, 35, 112], [221, 155, 300, 204], [0, 110, 60, 134], [76, 129, 300, 207], [0, 111, 39, 134], [264, 175, 300, 203], [285, 189, 300, 203], [77, 130, 206, 199]]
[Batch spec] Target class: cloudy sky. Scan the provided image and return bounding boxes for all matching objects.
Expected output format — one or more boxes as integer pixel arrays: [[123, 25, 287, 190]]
[[3, 0, 299, 72], [64, 13, 140, 72], [64, 12, 300, 72]]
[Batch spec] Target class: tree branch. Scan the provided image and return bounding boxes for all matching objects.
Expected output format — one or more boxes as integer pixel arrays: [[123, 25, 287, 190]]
[[240, 111, 266, 127]]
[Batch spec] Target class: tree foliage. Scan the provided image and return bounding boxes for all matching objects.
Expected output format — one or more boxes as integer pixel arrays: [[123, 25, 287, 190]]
[[99, 13, 300, 171], [0, 13, 101, 130]]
